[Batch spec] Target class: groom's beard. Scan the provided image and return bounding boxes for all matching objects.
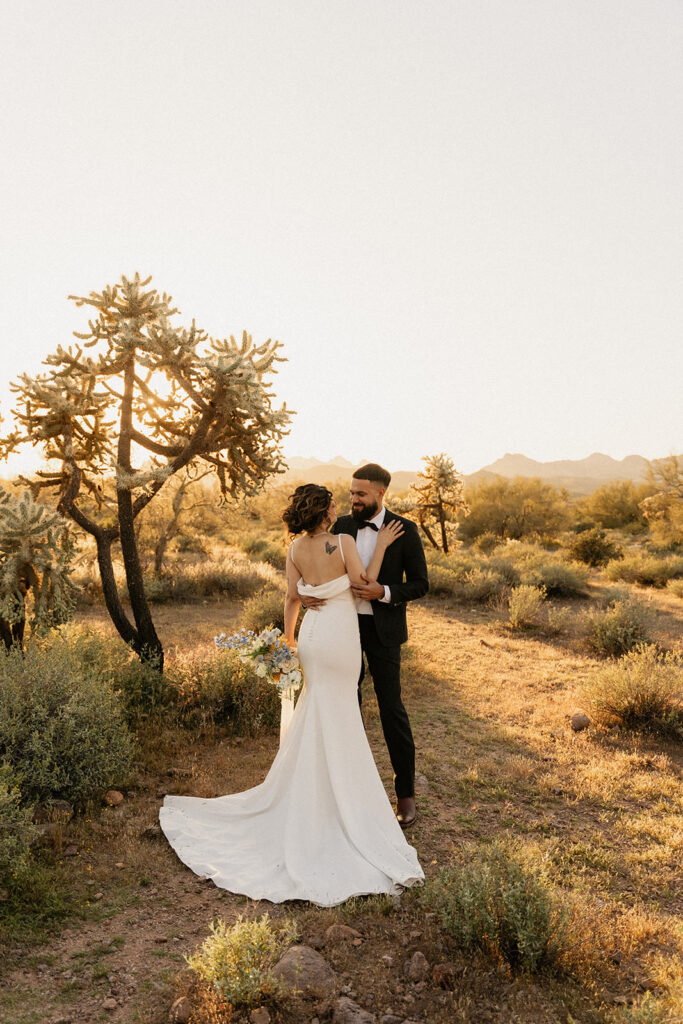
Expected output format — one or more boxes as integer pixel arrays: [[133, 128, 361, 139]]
[[351, 501, 379, 523]]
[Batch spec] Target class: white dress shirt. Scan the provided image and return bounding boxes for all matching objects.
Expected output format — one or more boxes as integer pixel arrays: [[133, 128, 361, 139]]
[[354, 506, 392, 615]]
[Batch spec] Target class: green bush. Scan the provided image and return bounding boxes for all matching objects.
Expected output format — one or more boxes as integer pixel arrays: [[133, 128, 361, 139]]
[[474, 532, 501, 554], [522, 561, 588, 598], [420, 843, 570, 972], [508, 585, 546, 630], [584, 645, 682, 737], [584, 600, 651, 658], [666, 578, 683, 599], [605, 553, 683, 588], [0, 763, 36, 883], [0, 639, 134, 807], [186, 913, 298, 1007], [568, 528, 622, 567], [426, 551, 512, 603], [177, 651, 281, 736], [145, 556, 273, 603], [242, 587, 286, 633]]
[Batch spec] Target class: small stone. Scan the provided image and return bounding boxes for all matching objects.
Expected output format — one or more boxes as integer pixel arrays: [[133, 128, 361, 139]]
[[154, 935, 168, 944], [104, 790, 124, 806], [249, 1008, 271, 1024], [94, 892, 104, 901], [169, 996, 192, 1024], [325, 923, 362, 945], [102, 997, 117, 1011], [380, 955, 394, 968], [64, 845, 78, 857], [432, 961, 459, 989], [414, 772, 430, 794], [570, 712, 590, 732], [272, 945, 337, 997], [115, 862, 124, 869], [332, 997, 376, 1024], [404, 950, 429, 982], [352, 938, 362, 946]]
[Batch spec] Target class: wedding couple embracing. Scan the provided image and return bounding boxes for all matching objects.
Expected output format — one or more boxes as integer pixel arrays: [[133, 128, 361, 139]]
[[159, 463, 430, 907]]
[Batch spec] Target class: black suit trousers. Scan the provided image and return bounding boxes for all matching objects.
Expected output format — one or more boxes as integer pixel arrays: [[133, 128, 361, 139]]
[[357, 614, 415, 799]]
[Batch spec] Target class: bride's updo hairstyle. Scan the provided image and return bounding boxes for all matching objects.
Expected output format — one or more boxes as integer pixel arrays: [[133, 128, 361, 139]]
[[282, 484, 333, 535]]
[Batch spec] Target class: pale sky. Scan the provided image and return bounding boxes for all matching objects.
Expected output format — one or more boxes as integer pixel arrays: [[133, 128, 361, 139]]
[[1, 0, 681, 476]]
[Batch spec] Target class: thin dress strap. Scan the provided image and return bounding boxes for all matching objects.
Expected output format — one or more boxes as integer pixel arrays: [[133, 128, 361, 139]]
[[337, 533, 346, 567]]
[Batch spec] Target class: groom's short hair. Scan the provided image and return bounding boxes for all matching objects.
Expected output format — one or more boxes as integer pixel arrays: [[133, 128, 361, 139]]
[[353, 463, 391, 488]]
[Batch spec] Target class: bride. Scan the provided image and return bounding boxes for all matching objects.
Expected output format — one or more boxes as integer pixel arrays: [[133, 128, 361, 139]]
[[159, 483, 423, 906]]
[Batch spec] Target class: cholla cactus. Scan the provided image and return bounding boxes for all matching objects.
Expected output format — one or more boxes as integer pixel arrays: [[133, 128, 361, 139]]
[[0, 274, 293, 668], [396, 453, 467, 553], [0, 488, 75, 647]]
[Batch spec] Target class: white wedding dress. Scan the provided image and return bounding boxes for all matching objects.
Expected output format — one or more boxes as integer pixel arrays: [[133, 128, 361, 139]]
[[159, 537, 424, 906]]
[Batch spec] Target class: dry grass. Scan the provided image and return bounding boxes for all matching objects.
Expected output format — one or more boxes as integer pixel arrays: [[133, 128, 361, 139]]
[[1, 578, 681, 1024]]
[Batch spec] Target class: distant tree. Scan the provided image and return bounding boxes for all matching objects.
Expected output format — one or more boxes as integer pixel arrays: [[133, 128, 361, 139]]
[[640, 455, 683, 547], [458, 477, 570, 542], [578, 480, 651, 530], [0, 488, 75, 649], [134, 467, 215, 575], [394, 453, 467, 553], [0, 274, 292, 668]]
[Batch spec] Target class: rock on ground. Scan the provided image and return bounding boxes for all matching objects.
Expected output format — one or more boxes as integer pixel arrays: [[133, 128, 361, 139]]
[[570, 712, 590, 731], [404, 950, 430, 982], [332, 996, 376, 1024], [168, 996, 192, 1023], [271, 944, 337, 997]]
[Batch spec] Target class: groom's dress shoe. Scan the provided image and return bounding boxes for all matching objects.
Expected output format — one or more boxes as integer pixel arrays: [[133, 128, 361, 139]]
[[396, 797, 417, 829]]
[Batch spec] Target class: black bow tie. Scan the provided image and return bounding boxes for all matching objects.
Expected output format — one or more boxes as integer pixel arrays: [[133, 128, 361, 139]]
[[358, 522, 378, 531]]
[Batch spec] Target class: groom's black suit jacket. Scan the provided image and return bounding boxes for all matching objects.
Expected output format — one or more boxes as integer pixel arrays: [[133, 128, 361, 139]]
[[332, 510, 429, 647]]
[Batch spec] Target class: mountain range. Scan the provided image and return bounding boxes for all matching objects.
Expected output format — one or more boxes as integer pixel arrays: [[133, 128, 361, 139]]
[[281, 452, 660, 496]]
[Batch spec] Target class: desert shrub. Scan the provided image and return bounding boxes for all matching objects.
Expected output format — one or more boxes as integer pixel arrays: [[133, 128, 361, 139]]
[[523, 561, 587, 598], [426, 551, 513, 602], [579, 480, 651, 530], [605, 552, 683, 588], [242, 533, 286, 570], [461, 567, 509, 602], [115, 657, 177, 718], [176, 651, 281, 735], [584, 600, 651, 658], [666, 578, 683, 598], [508, 585, 546, 630], [0, 639, 134, 807], [545, 605, 574, 635], [145, 555, 273, 603], [459, 477, 570, 542], [584, 645, 682, 737], [426, 564, 461, 597], [569, 528, 622, 567], [242, 588, 286, 633], [474, 532, 501, 554], [0, 763, 36, 883], [186, 914, 298, 1007], [420, 843, 570, 972]]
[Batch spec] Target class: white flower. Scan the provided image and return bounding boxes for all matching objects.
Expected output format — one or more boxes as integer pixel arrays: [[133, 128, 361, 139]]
[[255, 663, 268, 678]]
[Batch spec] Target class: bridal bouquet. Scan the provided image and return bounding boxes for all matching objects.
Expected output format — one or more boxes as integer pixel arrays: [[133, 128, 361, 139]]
[[215, 626, 302, 693]]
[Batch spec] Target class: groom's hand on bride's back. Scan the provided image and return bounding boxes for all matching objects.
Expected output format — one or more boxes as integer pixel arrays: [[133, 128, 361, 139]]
[[299, 595, 326, 610]]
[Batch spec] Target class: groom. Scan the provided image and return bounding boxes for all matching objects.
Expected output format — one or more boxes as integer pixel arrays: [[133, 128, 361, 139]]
[[303, 463, 429, 828]]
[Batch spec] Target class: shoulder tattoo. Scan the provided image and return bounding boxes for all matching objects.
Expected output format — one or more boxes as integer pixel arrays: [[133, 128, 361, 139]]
[[325, 541, 337, 555]]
